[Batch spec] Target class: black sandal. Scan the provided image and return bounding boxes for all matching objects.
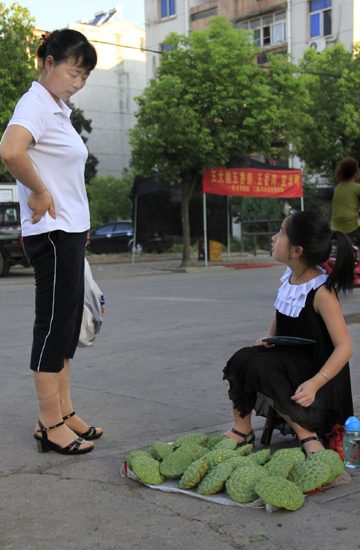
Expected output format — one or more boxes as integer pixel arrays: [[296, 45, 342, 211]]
[[33, 419, 94, 455], [230, 427, 255, 447], [300, 435, 324, 458], [63, 411, 103, 441]]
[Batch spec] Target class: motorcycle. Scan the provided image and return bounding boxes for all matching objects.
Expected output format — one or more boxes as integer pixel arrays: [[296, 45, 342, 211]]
[[322, 245, 360, 287]]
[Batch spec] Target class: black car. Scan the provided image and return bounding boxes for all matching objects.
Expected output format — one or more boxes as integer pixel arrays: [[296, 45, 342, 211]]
[[0, 202, 30, 276], [88, 221, 174, 254]]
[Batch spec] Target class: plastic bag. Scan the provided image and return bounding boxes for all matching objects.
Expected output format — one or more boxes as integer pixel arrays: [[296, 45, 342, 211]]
[[326, 423, 345, 460], [78, 259, 104, 348]]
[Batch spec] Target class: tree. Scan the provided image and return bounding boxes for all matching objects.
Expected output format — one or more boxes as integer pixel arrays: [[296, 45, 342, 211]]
[[87, 170, 134, 229], [292, 43, 360, 181], [0, 2, 37, 176], [130, 17, 299, 266], [68, 103, 99, 184]]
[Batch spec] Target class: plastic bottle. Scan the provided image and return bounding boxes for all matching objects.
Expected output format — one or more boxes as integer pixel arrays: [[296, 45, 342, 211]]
[[343, 416, 360, 468], [99, 294, 105, 318]]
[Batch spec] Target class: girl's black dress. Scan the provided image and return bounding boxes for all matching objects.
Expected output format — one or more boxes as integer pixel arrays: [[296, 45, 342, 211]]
[[223, 268, 353, 439]]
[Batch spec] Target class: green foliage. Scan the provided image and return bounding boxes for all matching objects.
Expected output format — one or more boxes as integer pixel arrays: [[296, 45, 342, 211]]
[[239, 197, 282, 223], [68, 102, 99, 184], [292, 43, 360, 181], [234, 197, 282, 252], [69, 105, 92, 136], [284, 171, 328, 214], [222, 237, 242, 253], [87, 170, 134, 228], [0, 2, 37, 175], [84, 152, 99, 185], [129, 17, 299, 265], [131, 18, 298, 181]]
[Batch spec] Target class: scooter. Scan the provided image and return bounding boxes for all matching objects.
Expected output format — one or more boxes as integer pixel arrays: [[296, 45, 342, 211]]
[[322, 245, 360, 287]]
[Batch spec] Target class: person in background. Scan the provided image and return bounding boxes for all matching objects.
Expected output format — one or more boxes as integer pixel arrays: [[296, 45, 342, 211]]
[[331, 156, 360, 258], [0, 29, 103, 455]]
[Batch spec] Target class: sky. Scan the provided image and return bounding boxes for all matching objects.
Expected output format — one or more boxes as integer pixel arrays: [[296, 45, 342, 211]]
[[2, 1, 145, 31]]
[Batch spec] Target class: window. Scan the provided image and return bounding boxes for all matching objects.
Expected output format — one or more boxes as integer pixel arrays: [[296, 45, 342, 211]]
[[114, 222, 132, 233], [240, 11, 287, 48], [96, 224, 115, 235], [161, 44, 175, 53], [309, 0, 331, 38], [1, 207, 19, 224], [191, 7, 218, 22], [160, 0, 175, 19]]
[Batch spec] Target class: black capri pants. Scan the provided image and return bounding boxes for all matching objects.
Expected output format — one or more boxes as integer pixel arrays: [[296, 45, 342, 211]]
[[23, 230, 87, 373]]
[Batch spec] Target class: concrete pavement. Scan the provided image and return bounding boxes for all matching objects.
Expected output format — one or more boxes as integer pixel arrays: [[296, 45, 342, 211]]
[[1, 254, 360, 550]]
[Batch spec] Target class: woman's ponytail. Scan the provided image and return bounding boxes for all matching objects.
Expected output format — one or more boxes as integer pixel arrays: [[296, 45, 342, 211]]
[[326, 231, 354, 293]]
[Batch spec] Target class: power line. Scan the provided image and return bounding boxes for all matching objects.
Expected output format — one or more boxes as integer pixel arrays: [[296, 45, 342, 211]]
[[90, 38, 162, 55], [89, 39, 343, 77]]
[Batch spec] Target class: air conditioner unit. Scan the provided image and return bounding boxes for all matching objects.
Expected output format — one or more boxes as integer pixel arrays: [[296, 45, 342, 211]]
[[308, 38, 327, 52]]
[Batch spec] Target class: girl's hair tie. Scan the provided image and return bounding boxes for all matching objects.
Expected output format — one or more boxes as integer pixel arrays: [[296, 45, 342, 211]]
[[40, 31, 51, 46]]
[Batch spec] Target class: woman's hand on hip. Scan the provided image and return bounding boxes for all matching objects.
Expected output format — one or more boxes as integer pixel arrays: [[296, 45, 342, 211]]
[[28, 189, 56, 224]]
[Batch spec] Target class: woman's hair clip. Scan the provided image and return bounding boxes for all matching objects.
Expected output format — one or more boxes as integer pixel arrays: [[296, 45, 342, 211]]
[[40, 31, 51, 46]]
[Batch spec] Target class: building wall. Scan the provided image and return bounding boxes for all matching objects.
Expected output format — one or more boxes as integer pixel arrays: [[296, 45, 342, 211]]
[[291, 0, 355, 63], [145, 0, 189, 82], [144, 0, 358, 176], [354, 0, 360, 44], [69, 19, 146, 179], [190, 1, 218, 31]]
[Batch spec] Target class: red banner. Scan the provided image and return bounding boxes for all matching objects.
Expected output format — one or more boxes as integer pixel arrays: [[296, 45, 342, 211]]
[[203, 167, 303, 198]]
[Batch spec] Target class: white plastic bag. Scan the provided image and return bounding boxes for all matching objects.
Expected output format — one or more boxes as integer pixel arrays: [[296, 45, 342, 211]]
[[78, 259, 104, 348]]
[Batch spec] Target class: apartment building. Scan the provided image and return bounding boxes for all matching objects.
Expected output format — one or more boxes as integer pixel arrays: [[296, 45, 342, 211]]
[[68, 7, 146, 179], [145, 0, 360, 82]]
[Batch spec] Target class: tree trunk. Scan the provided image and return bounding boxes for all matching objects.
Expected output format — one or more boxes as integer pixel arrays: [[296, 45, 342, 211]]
[[180, 176, 197, 267]]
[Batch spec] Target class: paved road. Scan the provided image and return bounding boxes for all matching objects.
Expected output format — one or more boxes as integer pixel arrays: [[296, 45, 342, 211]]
[[1, 260, 360, 549]]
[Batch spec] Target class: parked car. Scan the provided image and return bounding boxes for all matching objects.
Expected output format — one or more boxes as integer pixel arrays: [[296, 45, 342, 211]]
[[0, 202, 29, 277], [88, 221, 174, 254]]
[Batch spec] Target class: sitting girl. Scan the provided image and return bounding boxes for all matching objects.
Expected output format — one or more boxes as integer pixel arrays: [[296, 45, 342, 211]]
[[223, 211, 354, 456]]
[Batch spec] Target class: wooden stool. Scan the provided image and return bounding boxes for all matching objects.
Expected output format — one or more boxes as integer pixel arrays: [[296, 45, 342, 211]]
[[261, 406, 278, 445], [260, 406, 295, 445]]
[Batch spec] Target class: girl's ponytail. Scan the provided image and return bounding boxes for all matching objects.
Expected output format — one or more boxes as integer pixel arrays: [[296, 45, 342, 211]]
[[326, 231, 354, 293]]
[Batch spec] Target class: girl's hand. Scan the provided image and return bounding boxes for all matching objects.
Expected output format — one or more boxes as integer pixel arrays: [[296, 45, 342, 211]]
[[255, 337, 275, 348], [291, 380, 317, 407], [28, 190, 56, 224]]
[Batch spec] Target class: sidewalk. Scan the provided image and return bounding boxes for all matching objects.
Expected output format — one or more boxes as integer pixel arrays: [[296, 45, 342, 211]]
[[85, 250, 280, 277]]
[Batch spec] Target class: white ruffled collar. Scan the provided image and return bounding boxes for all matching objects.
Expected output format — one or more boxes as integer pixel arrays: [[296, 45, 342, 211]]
[[274, 266, 328, 318]]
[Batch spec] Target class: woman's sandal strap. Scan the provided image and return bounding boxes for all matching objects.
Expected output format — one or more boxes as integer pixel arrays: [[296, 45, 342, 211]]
[[80, 426, 96, 438], [62, 413, 102, 440], [64, 437, 86, 451], [38, 419, 65, 432], [62, 411, 76, 421]]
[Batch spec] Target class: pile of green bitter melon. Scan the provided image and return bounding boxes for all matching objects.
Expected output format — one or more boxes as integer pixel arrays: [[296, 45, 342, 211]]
[[126, 433, 344, 511]]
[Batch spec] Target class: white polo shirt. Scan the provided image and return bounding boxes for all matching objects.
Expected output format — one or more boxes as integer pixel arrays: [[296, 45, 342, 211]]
[[8, 81, 90, 236]]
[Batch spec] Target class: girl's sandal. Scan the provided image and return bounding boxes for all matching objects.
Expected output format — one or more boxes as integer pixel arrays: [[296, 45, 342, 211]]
[[33, 420, 94, 455], [229, 427, 256, 447], [63, 411, 103, 440], [300, 435, 324, 458]]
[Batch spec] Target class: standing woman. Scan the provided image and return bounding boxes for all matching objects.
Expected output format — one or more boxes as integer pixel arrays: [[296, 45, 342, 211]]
[[0, 29, 102, 454], [331, 156, 360, 258]]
